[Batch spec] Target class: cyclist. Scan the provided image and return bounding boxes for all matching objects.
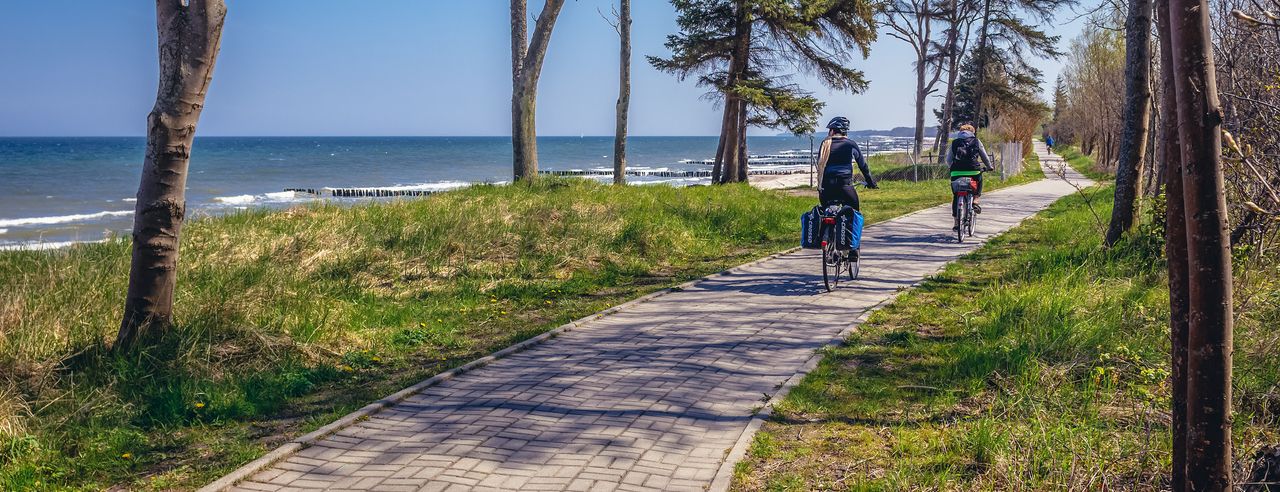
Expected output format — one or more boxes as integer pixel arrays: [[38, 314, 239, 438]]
[[816, 116, 878, 210], [948, 123, 993, 224]]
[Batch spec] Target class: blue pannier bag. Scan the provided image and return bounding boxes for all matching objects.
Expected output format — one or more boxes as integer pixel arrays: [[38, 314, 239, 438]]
[[839, 209, 865, 251], [800, 205, 822, 249]]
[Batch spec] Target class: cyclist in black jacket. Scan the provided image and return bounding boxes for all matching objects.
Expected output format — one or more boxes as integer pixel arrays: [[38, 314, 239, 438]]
[[816, 117, 877, 210]]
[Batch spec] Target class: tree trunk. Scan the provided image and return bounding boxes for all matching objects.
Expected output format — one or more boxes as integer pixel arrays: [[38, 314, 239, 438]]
[[911, 5, 935, 157], [1168, 0, 1234, 489], [1105, 0, 1153, 247], [972, 0, 992, 127], [712, 109, 730, 183], [511, 0, 567, 181], [914, 53, 929, 157], [1156, 2, 1190, 487], [117, 0, 227, 350], [935, 0, 966, 163], [612, 0, 631, 185], [511, 0, 528, 180], [717, 1, 752, 184], [1144, 91, 1161, 196], [718, 97, 742, 184], [935, 44, 960, 163], [736, 101, 749, 182]]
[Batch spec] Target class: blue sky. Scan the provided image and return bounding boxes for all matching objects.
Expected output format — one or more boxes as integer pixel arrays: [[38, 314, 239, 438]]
[[0, 1, 1098, 137]]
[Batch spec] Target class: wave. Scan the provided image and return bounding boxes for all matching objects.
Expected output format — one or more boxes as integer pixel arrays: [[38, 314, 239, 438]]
[[326, 180, 472, 193], [0, 210, 133, 228], [213, 191, 311, 206], [0, 238, 107, 252]]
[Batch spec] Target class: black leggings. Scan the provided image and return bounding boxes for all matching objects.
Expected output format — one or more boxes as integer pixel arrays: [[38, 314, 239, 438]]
[[820, 174, 860, 210], [951, 174, 984, 216]]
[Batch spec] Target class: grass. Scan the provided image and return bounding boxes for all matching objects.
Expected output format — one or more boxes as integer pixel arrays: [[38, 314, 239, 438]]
[[1054, 145, 1115, 181], [730, 187, 1280, 490], [0, 163, 1052, 491]]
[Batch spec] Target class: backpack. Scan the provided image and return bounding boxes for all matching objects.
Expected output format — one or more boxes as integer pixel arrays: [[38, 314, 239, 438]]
[[952, 136, 981, 167]]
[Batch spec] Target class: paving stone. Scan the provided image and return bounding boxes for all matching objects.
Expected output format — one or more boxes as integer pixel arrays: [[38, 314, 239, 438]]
[[215, 148, 1087, 491]]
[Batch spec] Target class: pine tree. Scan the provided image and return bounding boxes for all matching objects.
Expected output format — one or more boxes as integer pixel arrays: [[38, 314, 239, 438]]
[[1052, 75, 1066, 123], [967, 0, 1073, 127], [650, 0, 877, 183]]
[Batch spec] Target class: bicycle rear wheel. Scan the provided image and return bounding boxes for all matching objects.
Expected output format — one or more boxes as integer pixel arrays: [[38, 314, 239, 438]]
[[849, 249, 860, 280], [965, 196, 976, 237], [822, 244, 839, 291]]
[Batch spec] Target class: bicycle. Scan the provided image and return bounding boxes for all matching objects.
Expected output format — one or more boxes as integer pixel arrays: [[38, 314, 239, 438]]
[[952, 177, 976, 242], [819, 204, 861, 292]]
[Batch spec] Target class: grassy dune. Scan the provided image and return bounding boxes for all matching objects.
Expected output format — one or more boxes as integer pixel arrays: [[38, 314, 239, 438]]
[[731, 187, 1279, 490], [0, 167, 1051, 491]]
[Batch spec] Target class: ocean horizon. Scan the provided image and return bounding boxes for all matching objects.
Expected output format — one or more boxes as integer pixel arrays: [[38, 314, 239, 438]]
[[0, 135, 922, 249]]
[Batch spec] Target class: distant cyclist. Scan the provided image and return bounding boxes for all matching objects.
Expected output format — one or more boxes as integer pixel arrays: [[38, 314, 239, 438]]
[[948, 123, 993, 220], [817, 116, 878, 209]]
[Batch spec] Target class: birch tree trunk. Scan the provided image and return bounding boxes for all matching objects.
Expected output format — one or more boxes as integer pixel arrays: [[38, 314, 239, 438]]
[[117, 0, 227, 350], [511, 0, 567, 181], [1105, 0, 1153, 246], [1155, 1, 1190, 487], [1168, 0, 1234, 488], [612, 0, 631, 185]]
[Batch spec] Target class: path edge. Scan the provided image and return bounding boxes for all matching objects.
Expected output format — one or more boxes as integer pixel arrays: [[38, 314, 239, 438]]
[[707, 157, 1084, 491], [201, 173, 1063, 492], [199, 245, 807, 491]]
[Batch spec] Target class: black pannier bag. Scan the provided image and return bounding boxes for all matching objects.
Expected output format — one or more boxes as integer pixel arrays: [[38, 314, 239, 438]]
[[800, 205, 823, 249]]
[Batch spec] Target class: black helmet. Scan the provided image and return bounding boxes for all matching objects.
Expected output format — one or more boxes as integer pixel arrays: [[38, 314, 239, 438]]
[[826, 116, 850, 132]]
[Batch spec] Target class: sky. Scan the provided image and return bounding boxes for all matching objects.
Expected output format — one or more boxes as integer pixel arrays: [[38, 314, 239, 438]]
[[0, 1, 1101, 137]]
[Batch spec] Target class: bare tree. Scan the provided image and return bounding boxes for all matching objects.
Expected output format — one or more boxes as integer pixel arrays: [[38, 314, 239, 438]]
[[601, 1, 631, 185], [1166, 0, 1235, 488], [511, 0, 568, 181], [1155, 1, 1191, 487], [117, 0, 228, 350], [1104, 0, 1154, 246], [933, 0, 980, 162], [882, 0, 944, 156]]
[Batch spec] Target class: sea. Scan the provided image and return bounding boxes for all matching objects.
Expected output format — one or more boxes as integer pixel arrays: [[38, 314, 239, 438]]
[[0, 135, 918, 249]]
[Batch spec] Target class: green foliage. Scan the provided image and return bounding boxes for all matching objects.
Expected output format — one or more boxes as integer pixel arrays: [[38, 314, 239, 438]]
[[0, 172, 1057, 490], [732, 187, 1279, 490], [1054, 145, 1114, 181], [650, 0, 878, 134], [952, 0, 1071, 128]]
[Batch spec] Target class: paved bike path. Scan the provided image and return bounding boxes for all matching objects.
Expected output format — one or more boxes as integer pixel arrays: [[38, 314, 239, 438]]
[[217, 144, 1089, 492]]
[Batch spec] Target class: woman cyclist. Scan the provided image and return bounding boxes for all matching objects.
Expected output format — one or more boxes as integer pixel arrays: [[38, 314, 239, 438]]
[[816, 116, 878, 209], [948, 123, 994, 221]]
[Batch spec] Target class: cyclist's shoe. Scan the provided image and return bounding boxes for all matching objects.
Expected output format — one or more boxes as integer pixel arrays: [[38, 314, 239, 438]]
[[952, 224, 960, 232], [973, 203, 983, 214]]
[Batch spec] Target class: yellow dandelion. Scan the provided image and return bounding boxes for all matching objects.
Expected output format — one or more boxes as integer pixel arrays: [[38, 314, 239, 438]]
[[371, 356, 382, 362], [340, 365, 355, 372], [121, 453, 133, 460], [436, 318, 443, 323], [501, 311, 508, 315], [195, 402, 206, 409], [545, 301, 552, 305]]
